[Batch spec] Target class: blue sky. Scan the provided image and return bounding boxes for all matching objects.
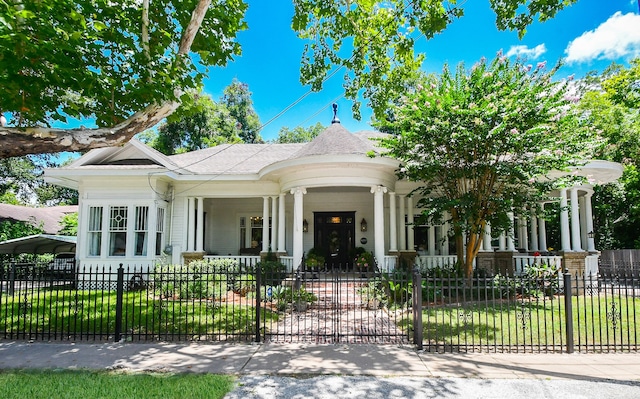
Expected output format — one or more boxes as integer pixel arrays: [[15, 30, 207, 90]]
[[204, 0, 640, 141]]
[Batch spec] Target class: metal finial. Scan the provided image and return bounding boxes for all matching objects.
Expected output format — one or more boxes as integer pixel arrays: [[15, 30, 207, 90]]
[[331, 103, 340, 124]]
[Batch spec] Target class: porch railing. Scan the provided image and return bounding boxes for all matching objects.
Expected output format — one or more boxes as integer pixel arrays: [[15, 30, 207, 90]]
[[415, 255, 458, 270], [204, 255, 260, 268]]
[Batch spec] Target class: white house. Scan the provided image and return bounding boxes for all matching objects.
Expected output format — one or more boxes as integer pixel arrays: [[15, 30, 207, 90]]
[[44, 118, 623, 276]]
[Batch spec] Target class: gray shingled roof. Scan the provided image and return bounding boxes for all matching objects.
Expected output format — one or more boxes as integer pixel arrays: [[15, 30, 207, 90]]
[[0, 204, 78, 234], [166, 124, 384, 175], [292, 123, 379, 158]]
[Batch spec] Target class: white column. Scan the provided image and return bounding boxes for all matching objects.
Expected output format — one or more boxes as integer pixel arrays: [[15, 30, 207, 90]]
[[187, 197, 195, 252], [559, 188, 571, 251], [271, 196, 278, 253], [277, 193, 286, 253], [498, 233, 506, 251], [585, 192, 596, 252], [442, 211, 450, 255], [372, 186, 387, 265], [507, 211, 515, 251], [482, 222, 492, 251], [530, 208, 539, 252], [539, 215, 548, 252], [570, 187, 582, 251], [389, 192, 398, 252], [428, 225, 436, 255], [398, 195, 406, 251], [407, 196, 415, 251], [519, 213, 529, 251], [579, 196, 587, 250], [291, 187, 306, 268], [262, 196, 270, 253], [196, 197, 204, 252]]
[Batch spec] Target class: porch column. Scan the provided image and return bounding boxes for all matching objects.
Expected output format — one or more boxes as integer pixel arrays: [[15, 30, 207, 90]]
[[442, 212, 450, 255], [428, 225, 436, 255], [584, 191, 596, 252], [389, 192, 398, 252], [407, 196, 415, 251], [262, 196, 270, 253], [271, 195, 278, 253], [187, 197, 195, 252], [518, 213, 528, 251], [530, 208, 539, 252], [482, 222, 492, 251], [196, 197, 204, 252], [291, 187, 306, 268], [559, 188, 572, 252], [277, 192, 286, 253], [372, 185, 387, 265], [570, 187, 582, 251], [398, 195, 406, 251], [579, 196, 587, 250], [507, 211, 515, 251], [498, 233, 506, 251], [538, 207, 548, 252]]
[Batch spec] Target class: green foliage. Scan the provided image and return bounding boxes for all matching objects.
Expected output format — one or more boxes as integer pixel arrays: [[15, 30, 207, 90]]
[[152, 259, 241, 300], [377, 55, 588, 277], [292, 0, 575, 119], [232, 274, 256, 297], [274, 122, 325, 143], [580, 59, 640, 249], [58, 212, 78, 236], [305, 247, 325, 270], [145, 80, 262, 155], [0, 219, 44, 242], [253, 260, 287, 286], [0, 0, 248, 127]]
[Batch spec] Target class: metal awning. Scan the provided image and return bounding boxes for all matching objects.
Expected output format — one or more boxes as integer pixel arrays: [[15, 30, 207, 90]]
[[0, 234, 77, 255]]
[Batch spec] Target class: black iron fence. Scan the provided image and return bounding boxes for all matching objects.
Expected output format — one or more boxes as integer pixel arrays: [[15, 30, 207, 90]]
[[0, 259, 637, 353]]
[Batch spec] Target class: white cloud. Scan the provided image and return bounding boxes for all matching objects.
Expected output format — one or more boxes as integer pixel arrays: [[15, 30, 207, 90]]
[[505, 44, 547, 59], [565, 12, 640, 63]]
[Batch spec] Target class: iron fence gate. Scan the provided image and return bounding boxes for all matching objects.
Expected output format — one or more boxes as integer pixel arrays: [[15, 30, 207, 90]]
[[261, 271, 411, 344]]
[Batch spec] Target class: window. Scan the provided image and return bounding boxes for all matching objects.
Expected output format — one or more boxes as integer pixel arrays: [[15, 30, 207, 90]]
[[239, 216, 268, 249], [134, 206, 149, 256], [250, 216, 263, 249], [88, 206, 103, 256], [109, 206, 128, 256], [156, 208, 165, 256]]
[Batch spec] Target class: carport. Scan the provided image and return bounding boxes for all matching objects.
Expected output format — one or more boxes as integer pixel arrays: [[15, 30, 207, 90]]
[[0, 234, 76, 255]]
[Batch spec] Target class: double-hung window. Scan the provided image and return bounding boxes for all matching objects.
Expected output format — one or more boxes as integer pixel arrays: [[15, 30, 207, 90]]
[[109, 206, 128, 256], [88, 206, 103, 256]]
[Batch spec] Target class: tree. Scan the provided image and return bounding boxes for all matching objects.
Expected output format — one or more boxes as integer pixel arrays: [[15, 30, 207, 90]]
[[580, 60, 640, 249], [275, 122, 325, 143], [292, 0, 577, 120], [221, 79, 262, 143], [377, 55, 590, 279], [143, 80, 261, 155], [0, 0, 248, 158]]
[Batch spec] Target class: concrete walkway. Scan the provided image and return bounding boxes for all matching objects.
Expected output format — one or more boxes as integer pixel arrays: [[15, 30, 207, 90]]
[[0, 341, 638, 382]]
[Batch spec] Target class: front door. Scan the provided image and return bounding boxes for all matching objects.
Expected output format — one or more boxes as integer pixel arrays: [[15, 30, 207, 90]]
[[314, 212, 355, 270]]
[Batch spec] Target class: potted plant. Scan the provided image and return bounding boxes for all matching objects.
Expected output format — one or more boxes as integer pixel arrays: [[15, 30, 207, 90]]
[[305, 247, 325, 272], [354, 251, 374, 276]]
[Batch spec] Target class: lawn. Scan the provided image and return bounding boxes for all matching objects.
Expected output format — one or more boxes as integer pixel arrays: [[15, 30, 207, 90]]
[[413, 294, 640, 350], [0, 370, 235, 399], [0, 289, 279, 340]]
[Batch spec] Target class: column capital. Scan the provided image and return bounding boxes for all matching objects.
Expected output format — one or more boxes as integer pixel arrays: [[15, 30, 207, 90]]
[[371, 185, 388, 194], [290, 187, 307, 195]]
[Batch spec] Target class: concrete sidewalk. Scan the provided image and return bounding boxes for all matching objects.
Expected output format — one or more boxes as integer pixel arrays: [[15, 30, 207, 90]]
[[0, 341, 639, 382]]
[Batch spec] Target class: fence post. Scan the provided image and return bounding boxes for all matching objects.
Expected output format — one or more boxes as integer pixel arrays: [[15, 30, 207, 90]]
[[563, 271, 574, 354], [115, 263, 124, 343], [412, 266, 423, 350], [255, 263, 262, 343]]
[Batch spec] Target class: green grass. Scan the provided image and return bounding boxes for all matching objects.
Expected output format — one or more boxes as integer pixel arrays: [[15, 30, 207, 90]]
[[0, 370, 235, 399], [410, 295, 640, 349], [0, 289, 278, 339]]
